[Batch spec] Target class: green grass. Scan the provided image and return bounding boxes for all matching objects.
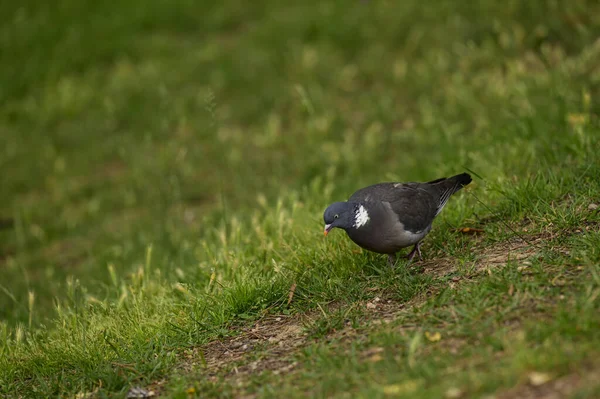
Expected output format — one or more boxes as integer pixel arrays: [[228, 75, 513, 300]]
[[1, 0, 600, 397]]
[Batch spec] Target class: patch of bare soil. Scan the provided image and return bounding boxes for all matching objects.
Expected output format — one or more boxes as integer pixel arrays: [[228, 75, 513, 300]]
[[174, 297, 423, 394], [419, 231, 552, 280], [194, 315, 306, 379]]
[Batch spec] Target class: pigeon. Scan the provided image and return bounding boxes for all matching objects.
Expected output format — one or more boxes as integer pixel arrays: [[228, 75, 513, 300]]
[[323, 173, 472, 266]]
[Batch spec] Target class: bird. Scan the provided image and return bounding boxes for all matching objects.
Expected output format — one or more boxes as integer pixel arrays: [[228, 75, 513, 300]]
[[323, 173, 472, 266]]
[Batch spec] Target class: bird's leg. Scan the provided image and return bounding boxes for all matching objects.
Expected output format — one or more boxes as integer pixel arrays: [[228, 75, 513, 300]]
[[387, 254, 397, 268], [406, 242, 423, 262]]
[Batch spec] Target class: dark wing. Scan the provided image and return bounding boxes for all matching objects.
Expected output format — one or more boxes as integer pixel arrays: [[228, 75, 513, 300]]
[[434, 184, 456, 216], [349, 182, 400, 202], [349, 182, 440, 233], [349, 173, 471, 232]]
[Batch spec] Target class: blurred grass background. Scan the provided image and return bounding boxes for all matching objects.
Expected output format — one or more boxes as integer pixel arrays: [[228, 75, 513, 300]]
[[2, 0, 598, 327]]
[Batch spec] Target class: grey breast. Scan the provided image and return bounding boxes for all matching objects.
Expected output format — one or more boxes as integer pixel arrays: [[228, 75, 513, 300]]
[[345, 201, 430, 254]]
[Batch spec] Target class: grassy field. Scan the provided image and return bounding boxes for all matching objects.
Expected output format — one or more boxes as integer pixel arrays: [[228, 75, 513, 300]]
[[1, 0, 600, 397]]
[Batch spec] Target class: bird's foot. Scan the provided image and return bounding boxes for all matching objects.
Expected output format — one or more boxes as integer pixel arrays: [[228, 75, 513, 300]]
[[389, 243, 423, 268], [406, 242, 423, 262], [387, 254, 397, 268]]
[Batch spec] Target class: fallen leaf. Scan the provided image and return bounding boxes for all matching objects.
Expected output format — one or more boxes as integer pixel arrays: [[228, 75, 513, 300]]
[[382, 380, 419, 395], [425, 331, 441, 342], [528, 371, 552, 386], [588, 203, 598, 211], [366, 302, 377, 310], [455, 227, 484, 235], [445, 387, 463, 398], [508, 284, 514, 296]]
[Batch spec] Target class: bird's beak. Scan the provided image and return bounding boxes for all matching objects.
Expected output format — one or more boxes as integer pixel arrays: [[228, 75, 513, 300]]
[[324, 224, 332, 236]]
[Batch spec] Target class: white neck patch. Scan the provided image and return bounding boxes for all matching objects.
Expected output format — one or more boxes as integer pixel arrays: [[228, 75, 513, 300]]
[[353, 205, 370, 228]]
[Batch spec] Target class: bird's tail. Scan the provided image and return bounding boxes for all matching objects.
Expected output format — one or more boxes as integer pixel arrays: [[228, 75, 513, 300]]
[[431, 173, 472, 215], [446, 172, 472, 191], [428, 173, 471, 190]]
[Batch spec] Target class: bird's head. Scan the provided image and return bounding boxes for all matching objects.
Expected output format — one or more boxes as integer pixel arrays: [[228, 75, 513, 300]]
[[323, 202, 355, 236]]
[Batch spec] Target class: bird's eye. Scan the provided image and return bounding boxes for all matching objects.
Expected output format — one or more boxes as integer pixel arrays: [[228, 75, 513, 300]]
[[334, 214, 339, 219]]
